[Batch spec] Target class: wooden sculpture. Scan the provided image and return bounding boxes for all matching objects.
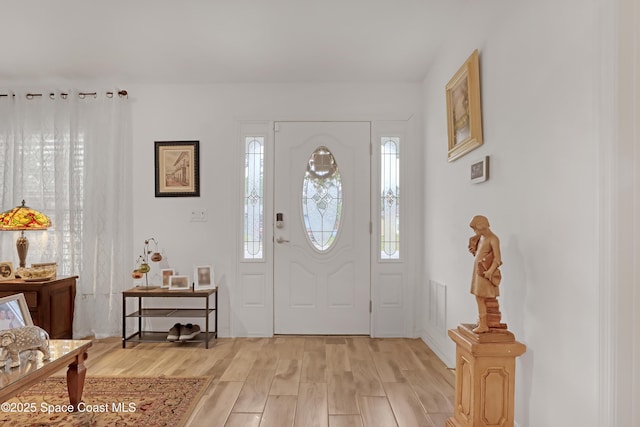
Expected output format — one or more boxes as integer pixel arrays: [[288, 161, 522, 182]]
[[447, 216, 526, 427], [468, 215, 506, 333]]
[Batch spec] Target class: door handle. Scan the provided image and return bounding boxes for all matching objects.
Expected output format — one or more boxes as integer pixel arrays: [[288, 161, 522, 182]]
[[276, 237, 290, 244]]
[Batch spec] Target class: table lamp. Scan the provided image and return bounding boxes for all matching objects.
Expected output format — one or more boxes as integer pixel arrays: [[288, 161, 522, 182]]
[[0, 200, 51, 268]]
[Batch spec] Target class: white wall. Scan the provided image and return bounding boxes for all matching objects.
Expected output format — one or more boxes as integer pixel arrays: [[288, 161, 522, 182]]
[[611, 0, 640, 425], [127, 83, 423, 337], [421, 0, 602, 426]]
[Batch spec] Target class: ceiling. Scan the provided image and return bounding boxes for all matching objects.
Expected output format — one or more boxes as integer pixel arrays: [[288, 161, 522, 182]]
[[0, 0, 467, 84]]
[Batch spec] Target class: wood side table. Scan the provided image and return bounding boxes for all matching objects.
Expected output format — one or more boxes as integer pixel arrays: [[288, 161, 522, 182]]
[[0, 276, 77, 339]]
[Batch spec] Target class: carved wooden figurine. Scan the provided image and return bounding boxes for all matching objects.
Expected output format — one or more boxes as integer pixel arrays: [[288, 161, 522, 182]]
[[468, 215, 506, 333], [446, 217, 524, 427], [0, 326, 50, 368]]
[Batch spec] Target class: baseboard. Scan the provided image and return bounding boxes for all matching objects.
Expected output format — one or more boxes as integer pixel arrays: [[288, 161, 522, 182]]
[[421, 328, 455, 368]]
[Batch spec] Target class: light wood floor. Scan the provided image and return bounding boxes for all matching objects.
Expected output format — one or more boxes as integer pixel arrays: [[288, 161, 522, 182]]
[[82, 336, 455, 427]]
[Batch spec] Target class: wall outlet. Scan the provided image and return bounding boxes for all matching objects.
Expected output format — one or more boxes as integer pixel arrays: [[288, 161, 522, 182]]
[[190, 209, 207, 222]]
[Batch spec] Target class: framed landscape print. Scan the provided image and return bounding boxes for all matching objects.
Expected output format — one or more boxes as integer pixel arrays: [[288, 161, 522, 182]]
[[446, 49, 483, 162], [155, 141, 200, 197]]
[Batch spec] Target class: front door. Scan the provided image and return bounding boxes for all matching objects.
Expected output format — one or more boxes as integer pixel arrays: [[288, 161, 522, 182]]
[[274, 121, 371, 334]]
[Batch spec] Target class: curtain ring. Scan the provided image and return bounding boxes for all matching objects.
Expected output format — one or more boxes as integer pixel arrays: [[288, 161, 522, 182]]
[[106, 92, 114, 98], [26, 93, 34, 100], [79, 93, 85, 99], [49, 93, 55, 100], [61, 93, 68, 99]]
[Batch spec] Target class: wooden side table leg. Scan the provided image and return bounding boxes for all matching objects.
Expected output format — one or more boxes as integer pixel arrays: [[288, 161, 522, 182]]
[[122, 293, 127, 348], [67, 351, 88, 411]]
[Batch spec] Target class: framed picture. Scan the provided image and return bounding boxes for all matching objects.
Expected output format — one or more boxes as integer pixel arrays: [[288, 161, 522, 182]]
[[161, 268, 175, 288], [0, 261, 15, 282], [470, 156, 489, 184], [155, 140, 200, 197], [194, 265, 215, 290], [446, 49, 483, 162], [0, 294, 33, 329], [168, 275, 191, 290]]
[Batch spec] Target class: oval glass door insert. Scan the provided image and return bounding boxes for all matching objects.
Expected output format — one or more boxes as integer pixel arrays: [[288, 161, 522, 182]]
[[302, 146, 342, 251]]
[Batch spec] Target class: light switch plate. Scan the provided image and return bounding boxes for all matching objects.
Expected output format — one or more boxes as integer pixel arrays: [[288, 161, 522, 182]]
[[190, 209, 207, 222]]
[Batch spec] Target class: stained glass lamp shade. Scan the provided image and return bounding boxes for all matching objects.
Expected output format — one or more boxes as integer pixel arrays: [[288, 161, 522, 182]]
[[0, 200, 51, 268]]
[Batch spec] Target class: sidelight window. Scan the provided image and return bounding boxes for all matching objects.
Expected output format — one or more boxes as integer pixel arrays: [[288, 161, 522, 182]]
[[381, 137, 400, 259], [243, 136, 264, 259]]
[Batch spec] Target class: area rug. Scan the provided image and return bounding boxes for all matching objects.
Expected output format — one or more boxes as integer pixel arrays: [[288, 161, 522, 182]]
[[1, 376, 213, 426]]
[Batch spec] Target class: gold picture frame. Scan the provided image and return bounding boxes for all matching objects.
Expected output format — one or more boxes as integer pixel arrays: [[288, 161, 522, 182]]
[[446, 49, 483, 162]]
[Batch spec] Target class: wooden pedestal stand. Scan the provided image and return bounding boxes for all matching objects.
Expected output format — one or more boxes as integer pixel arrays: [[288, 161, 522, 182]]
[[446, 324, 526, 427]]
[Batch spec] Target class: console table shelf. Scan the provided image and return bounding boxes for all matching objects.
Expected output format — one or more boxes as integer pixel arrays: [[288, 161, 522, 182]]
[[124, 331, 218, 344], [122, 286, 217, 349], [126, 308, 216, 318]]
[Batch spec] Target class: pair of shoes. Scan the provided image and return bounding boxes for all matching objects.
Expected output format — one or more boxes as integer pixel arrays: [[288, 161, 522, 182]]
[[166, 323, 201, 341], [179, 323, 201, 340], [167, 323, 181, 341]]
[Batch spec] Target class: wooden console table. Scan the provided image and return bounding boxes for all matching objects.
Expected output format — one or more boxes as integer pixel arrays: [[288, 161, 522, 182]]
[[0, 339, 92, 411], [122, 286, 217, 348], [0, 276, 77, 339]]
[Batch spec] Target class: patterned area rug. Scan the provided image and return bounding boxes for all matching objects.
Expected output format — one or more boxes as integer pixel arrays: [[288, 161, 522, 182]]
[[1, 376, 212, 426]]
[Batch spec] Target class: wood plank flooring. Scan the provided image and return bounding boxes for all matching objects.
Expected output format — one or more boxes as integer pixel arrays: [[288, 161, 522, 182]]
[[81, 336, 454, 427]]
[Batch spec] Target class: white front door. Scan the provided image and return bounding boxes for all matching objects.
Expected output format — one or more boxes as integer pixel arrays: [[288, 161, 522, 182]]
[[274, 122, 371, 334]]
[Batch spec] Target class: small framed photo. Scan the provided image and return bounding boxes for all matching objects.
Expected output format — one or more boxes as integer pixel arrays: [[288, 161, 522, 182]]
[[168, 275, 191, 290], [0, 261, 15, 282], [470, 156, 489, 184], [0, 293, 33, 328], [154, 140, 200, 197], [194, 265, 215, 290], [446, 49, 483, 162], [161, 269, 175, 288]]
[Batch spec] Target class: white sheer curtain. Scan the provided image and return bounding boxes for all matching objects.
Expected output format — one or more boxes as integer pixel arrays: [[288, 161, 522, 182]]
[[0, 90, 132, 338]]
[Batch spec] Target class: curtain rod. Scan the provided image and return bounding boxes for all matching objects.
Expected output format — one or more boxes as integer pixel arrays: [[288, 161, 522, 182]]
[[0, 90, 128, 99]]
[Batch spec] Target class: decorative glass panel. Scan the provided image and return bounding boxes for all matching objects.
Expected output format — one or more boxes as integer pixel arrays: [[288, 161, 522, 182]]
[[244, 136, 264, 259], [381, 137, 400, 259], [302, 146, 342, 252]]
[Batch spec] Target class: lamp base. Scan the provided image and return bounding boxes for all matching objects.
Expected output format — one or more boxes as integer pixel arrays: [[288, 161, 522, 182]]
[[16, 232, 28, 268]]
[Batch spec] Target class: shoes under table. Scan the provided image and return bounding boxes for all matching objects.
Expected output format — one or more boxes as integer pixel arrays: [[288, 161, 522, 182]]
[[166, 323, 201, 341]]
